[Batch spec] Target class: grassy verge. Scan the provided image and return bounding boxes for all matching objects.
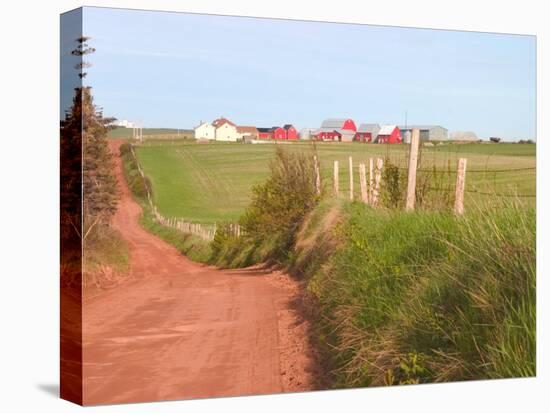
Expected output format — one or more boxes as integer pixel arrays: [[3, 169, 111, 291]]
[[138, 206, 212, 263], [82, 224, 130, 287], [119, 143, 212, 263], [300, 199, 535, 387]]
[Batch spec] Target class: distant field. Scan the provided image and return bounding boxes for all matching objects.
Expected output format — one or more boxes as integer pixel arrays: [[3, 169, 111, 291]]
[[431, 142, 536, 157], [135, 141, 536, 223], [108, 127, 194, 139]]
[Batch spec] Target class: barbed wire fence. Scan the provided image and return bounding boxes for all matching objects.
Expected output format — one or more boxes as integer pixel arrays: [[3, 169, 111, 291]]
[[327, 158, 536, 205], [321, 130, 536, 213]]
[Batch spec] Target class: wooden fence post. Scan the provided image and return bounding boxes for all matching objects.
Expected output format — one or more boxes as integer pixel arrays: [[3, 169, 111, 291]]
[[349, 156, 354, 200], [368, 158, 374, 205], [372, 158, 383, 206], [454, 158, 467, 215], [359, 163, 368, 203], [314, 155, 321, 195], [333, 160, 339, 197], [405, 128, 421, 211]]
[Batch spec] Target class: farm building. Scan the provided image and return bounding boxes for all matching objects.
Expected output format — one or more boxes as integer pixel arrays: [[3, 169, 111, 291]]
[[314, 118, 357, 142], [257, 127, 273, 140], [271, 127, 287, 140], [399, 125, 448, 141], [213, 117, 241, 142], [257, 126, 290, 140], [115, 119, 135, 128], [236, 126, 259, 140], [299, 128, 317, 140], [355, 123, 380, 142], [194, 121, 216, 140], [283, 124, 298, 140], [450, 131, 478, 141], [376, 125, 402, 144]]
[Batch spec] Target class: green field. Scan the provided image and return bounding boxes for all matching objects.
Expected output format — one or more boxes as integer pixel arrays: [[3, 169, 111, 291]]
[[135, 141, 536, 223]]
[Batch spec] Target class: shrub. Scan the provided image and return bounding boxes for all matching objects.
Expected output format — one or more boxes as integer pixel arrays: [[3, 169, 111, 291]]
[[128, 174, 152, 199], [119, 142, 132, 155], [381, 159, 406, 208], [239, 146, 320, 263], [379, 158, 453, 212]]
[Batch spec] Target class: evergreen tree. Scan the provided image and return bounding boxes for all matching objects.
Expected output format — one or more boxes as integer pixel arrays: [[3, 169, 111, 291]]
[[60, 36, 118, 243]]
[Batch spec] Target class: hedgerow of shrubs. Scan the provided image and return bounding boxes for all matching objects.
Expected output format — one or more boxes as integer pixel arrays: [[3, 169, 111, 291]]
[[120, 143, 153, 200]]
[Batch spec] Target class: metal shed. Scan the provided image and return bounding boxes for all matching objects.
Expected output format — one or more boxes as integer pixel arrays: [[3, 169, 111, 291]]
[[398, 125, 448, 141], [355, 123, 381, 142]]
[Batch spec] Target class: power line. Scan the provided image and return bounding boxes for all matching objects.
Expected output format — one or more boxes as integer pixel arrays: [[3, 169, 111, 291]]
[[423, 186, 535, 198]]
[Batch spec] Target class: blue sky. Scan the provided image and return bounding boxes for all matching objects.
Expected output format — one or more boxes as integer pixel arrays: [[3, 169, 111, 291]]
[[62, 7, 536, 140]]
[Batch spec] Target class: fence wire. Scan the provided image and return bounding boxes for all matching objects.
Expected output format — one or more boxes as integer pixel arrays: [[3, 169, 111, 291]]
[[397, 166, 536, 174]]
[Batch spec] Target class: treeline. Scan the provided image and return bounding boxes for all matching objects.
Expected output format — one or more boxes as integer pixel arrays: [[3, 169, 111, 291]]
[[60, 36, 126, 288]]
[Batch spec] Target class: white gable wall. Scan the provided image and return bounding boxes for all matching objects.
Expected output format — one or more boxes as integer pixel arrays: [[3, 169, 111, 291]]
[[215, 123, 241, 142], [194, 123, 216, 140]]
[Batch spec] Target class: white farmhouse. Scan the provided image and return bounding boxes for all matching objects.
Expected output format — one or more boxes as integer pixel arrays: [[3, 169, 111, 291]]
[[213, 117, 241, 142], [115, 119, 135, 128], [194, 121, 216, 140]]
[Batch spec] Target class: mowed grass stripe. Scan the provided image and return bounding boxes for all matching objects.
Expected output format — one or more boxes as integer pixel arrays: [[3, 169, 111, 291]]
[[136, 143, 272, 222], [135, 142, 536, 223]]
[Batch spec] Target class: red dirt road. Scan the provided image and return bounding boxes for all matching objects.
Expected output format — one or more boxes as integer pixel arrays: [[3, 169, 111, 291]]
[[81, 141, 315, 405]]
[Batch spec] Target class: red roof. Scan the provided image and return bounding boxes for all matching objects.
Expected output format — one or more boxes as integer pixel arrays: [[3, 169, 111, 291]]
[[212, 117, 236, 128], [236, 126, 259, 133]]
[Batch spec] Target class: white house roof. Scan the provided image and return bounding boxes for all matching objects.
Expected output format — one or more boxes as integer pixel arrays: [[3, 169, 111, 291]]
[[379, 125, 397, 135]]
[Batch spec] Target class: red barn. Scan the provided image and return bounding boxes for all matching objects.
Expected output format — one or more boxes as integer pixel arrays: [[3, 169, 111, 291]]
[[257, 127, 273, 139], [376, 125, 402, 144], [271, 126, 286, 140], [314, 118, 357, 142], [283, 124, 298, 140]]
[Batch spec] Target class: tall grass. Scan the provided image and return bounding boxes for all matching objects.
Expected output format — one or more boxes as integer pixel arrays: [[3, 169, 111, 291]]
[[81, 223, 129, 288], [304, 200, 535, 387]]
